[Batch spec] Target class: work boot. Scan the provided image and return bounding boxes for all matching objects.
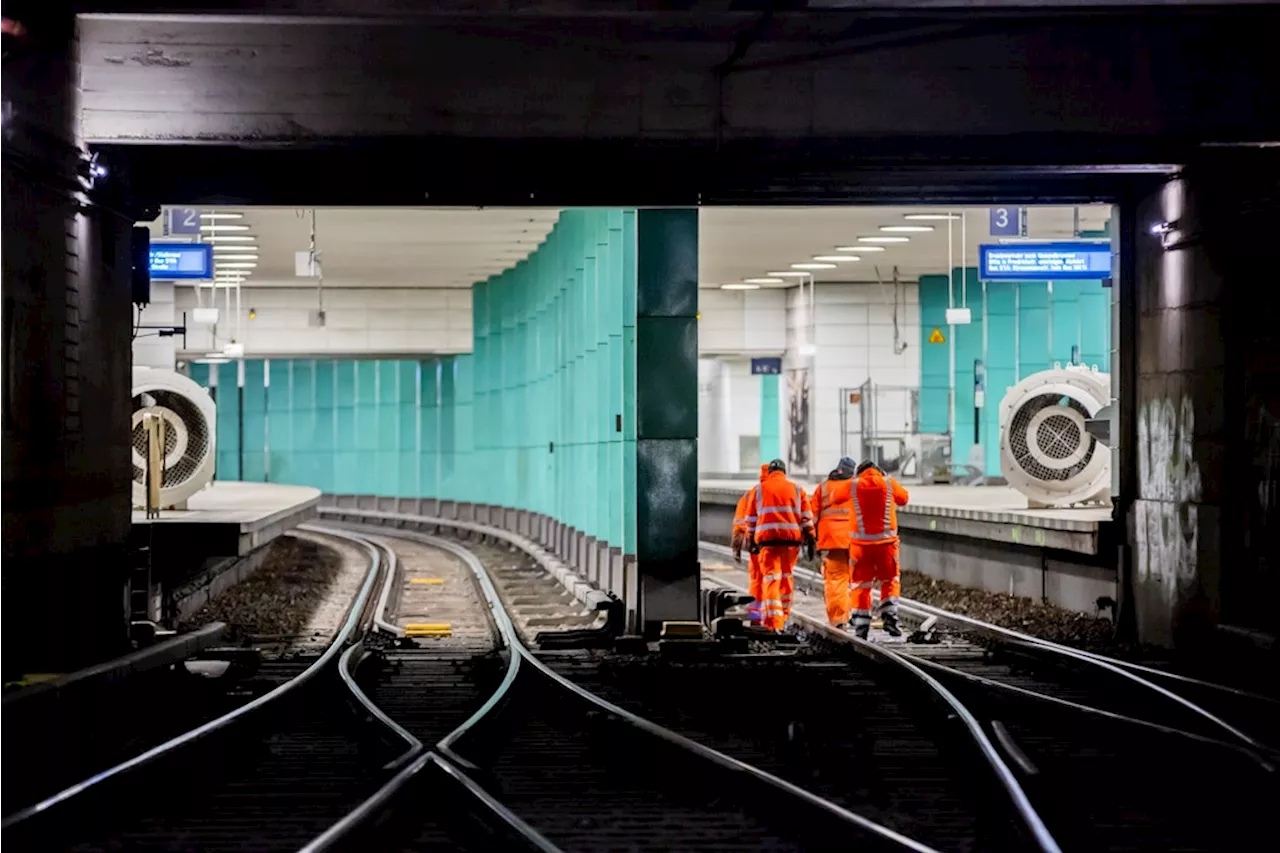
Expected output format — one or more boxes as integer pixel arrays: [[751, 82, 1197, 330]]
[[882, 614, 903, 638], [833, 622, 850, 632], [854, 625, 869, 640]]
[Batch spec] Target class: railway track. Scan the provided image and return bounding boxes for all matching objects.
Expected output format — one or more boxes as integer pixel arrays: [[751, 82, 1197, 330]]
[[314, 523, 949, 853], [1, 527, 396, 852], [699, 542, 1280, 852]]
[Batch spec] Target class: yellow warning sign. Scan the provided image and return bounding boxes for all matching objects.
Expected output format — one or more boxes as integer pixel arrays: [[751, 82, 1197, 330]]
[[928, 328, 946, 344]]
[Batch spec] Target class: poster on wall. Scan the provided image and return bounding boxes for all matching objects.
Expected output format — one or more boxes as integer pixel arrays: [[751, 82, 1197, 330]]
[[787, 368, 810, 474]]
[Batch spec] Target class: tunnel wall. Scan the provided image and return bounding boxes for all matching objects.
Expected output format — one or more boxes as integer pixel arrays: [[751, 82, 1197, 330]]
[[2, 12, 134, 675], [1128, 156, 1280, 650]]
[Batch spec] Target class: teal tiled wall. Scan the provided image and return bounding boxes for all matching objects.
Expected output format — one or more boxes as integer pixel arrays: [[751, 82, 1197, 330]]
[[186, 209, 642, 555], [918, 268, 1111, 475]]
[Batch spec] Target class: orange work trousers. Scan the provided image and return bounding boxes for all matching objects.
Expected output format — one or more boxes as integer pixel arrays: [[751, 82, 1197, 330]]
[[758, 545, 798, 631], [821, 549, 853, 626], [746, 552, 764, 625], [850, 542, 901, 633]]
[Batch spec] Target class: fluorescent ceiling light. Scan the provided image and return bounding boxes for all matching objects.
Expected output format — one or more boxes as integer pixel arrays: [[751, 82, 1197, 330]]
[[200, 212, 243, 220], [791, 262, 837, 270], [743, 277, 784, 284], [904, 213, 961, 221], [215, 262, 257, 269], [880, 225, 934, 233], [721, 283, 760, 290], [193, 357, 231, 364], [200, 224, 250, 232], [813, 255, 860, 262], [857, 236, 910, 244], [212, 254, 259, 261], [767, 271, 810, 277], [206, 235, 257, 243], [836, 245, 884, 252], [213, 243, 257, 252]]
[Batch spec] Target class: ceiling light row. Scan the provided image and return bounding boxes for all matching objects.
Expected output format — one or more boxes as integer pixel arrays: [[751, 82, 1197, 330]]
[[722, 212, 959, 290]]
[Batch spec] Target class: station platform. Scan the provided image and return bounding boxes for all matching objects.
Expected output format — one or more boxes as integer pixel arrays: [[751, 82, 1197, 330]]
[[132, 482, 322, 558], [131, 482, 321, 624], [700, 478, 1117, 614]]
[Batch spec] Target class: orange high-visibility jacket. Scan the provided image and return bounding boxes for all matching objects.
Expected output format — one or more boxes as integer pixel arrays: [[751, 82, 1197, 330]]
[[851, 468, 910, 546], [732, 465, 770, 548], [811, 473, 855, 551], [744, 470, 814, 547]]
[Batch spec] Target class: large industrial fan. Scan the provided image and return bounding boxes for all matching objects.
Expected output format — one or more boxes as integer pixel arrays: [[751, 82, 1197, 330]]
[[998, 365, 1112, 508], [131, 367, 216, 509]]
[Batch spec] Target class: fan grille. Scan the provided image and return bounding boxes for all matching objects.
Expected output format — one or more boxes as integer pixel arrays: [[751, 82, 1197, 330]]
[[1009, 394, 1096, 482], [131, 390, 210, 488]]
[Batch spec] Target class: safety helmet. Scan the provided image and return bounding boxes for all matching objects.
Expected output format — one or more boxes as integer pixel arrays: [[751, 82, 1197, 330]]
[[856, 460, 879, 475], [837, 456, 857, 474], [767, 459, 787, 474]]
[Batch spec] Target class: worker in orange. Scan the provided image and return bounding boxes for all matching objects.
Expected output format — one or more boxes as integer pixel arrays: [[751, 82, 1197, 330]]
[[743, 459, 815, 632], [811, 456, 858, 628], [849, 460, 910, 639], [732, 465, 771, 626]]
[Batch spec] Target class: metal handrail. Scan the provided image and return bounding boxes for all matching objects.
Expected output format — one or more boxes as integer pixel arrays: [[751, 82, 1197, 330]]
[[700, 565, 1062, 853], [2, 525, 384, 830]]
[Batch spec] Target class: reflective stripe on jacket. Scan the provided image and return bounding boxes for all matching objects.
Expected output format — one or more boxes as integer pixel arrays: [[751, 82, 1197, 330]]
[[850, 468, 910, 545], [744, 470, 814, 547], [811, 475, 854, 551]]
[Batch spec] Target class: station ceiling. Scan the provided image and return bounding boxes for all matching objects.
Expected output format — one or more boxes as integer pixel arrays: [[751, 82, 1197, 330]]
[[151, 204, 1110, 291]]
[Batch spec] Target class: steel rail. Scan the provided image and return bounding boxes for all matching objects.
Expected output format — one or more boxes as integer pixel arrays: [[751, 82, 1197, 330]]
[[296, 526, 553, 853], [702, 539, 1268, 753], [332, 519, 943, 853], [1, 524, 384, 831], [701, 567, 1063, 853], [896, 595, 1265, 751]]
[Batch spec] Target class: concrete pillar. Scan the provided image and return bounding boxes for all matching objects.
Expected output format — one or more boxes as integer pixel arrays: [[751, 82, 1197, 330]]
[[2, 11, 134, 674], [1128, 154, 1280, 650], [634, 209, 700, 633]]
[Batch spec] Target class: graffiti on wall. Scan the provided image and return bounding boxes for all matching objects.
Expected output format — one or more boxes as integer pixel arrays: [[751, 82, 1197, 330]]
[[1135, 395, 1203, 604]]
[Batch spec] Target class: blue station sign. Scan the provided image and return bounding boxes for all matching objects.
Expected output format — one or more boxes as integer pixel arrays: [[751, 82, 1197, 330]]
[[149, 243, 213, 280], [979, 242, 1111, 281], [751, 357, 782, 375]]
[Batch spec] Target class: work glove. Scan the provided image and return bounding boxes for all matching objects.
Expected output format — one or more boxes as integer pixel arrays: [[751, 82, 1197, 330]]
[[803, 533, 816, 563], [748, 539, 761, 555], [732, 545, 743, 564]]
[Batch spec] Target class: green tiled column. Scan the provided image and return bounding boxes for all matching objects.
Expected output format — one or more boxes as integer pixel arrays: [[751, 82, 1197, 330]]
[[634, 208, 700, 631], [760, 374, 780, 463], [420, 359, 439, 499]]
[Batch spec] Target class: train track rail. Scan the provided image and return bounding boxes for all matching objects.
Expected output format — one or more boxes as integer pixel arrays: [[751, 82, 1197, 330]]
[[313, 522, 951, 852], [700, 542, 1279, 852], [1, 526, 396, 852]]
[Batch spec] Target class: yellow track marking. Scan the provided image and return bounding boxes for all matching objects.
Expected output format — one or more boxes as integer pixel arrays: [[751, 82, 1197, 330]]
[[408, 578, 445, 585]]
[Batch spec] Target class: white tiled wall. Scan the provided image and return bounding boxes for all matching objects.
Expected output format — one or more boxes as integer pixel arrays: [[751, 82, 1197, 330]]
[[784, 282, 921, 475], [173, 286, 473, 358], [132, 282, 177, 368], [698, 288, 787, 354]]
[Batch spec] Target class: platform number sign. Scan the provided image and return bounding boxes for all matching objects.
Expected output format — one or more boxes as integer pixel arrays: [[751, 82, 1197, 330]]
[[989, 207, 1019, 237], [167, 207, 202, 236]]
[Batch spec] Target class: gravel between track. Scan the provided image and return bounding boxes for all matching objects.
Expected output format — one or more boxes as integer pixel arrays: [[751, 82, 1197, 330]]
[[177, 531, 367, 655]]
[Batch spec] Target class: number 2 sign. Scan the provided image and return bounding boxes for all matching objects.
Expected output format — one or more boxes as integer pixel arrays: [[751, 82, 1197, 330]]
[[167, 208, 201, 236]]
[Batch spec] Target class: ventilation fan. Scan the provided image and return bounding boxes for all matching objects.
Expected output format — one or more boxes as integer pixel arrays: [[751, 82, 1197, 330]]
[[131, 367, 216, 509], [998, 365, 1112, 508]]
